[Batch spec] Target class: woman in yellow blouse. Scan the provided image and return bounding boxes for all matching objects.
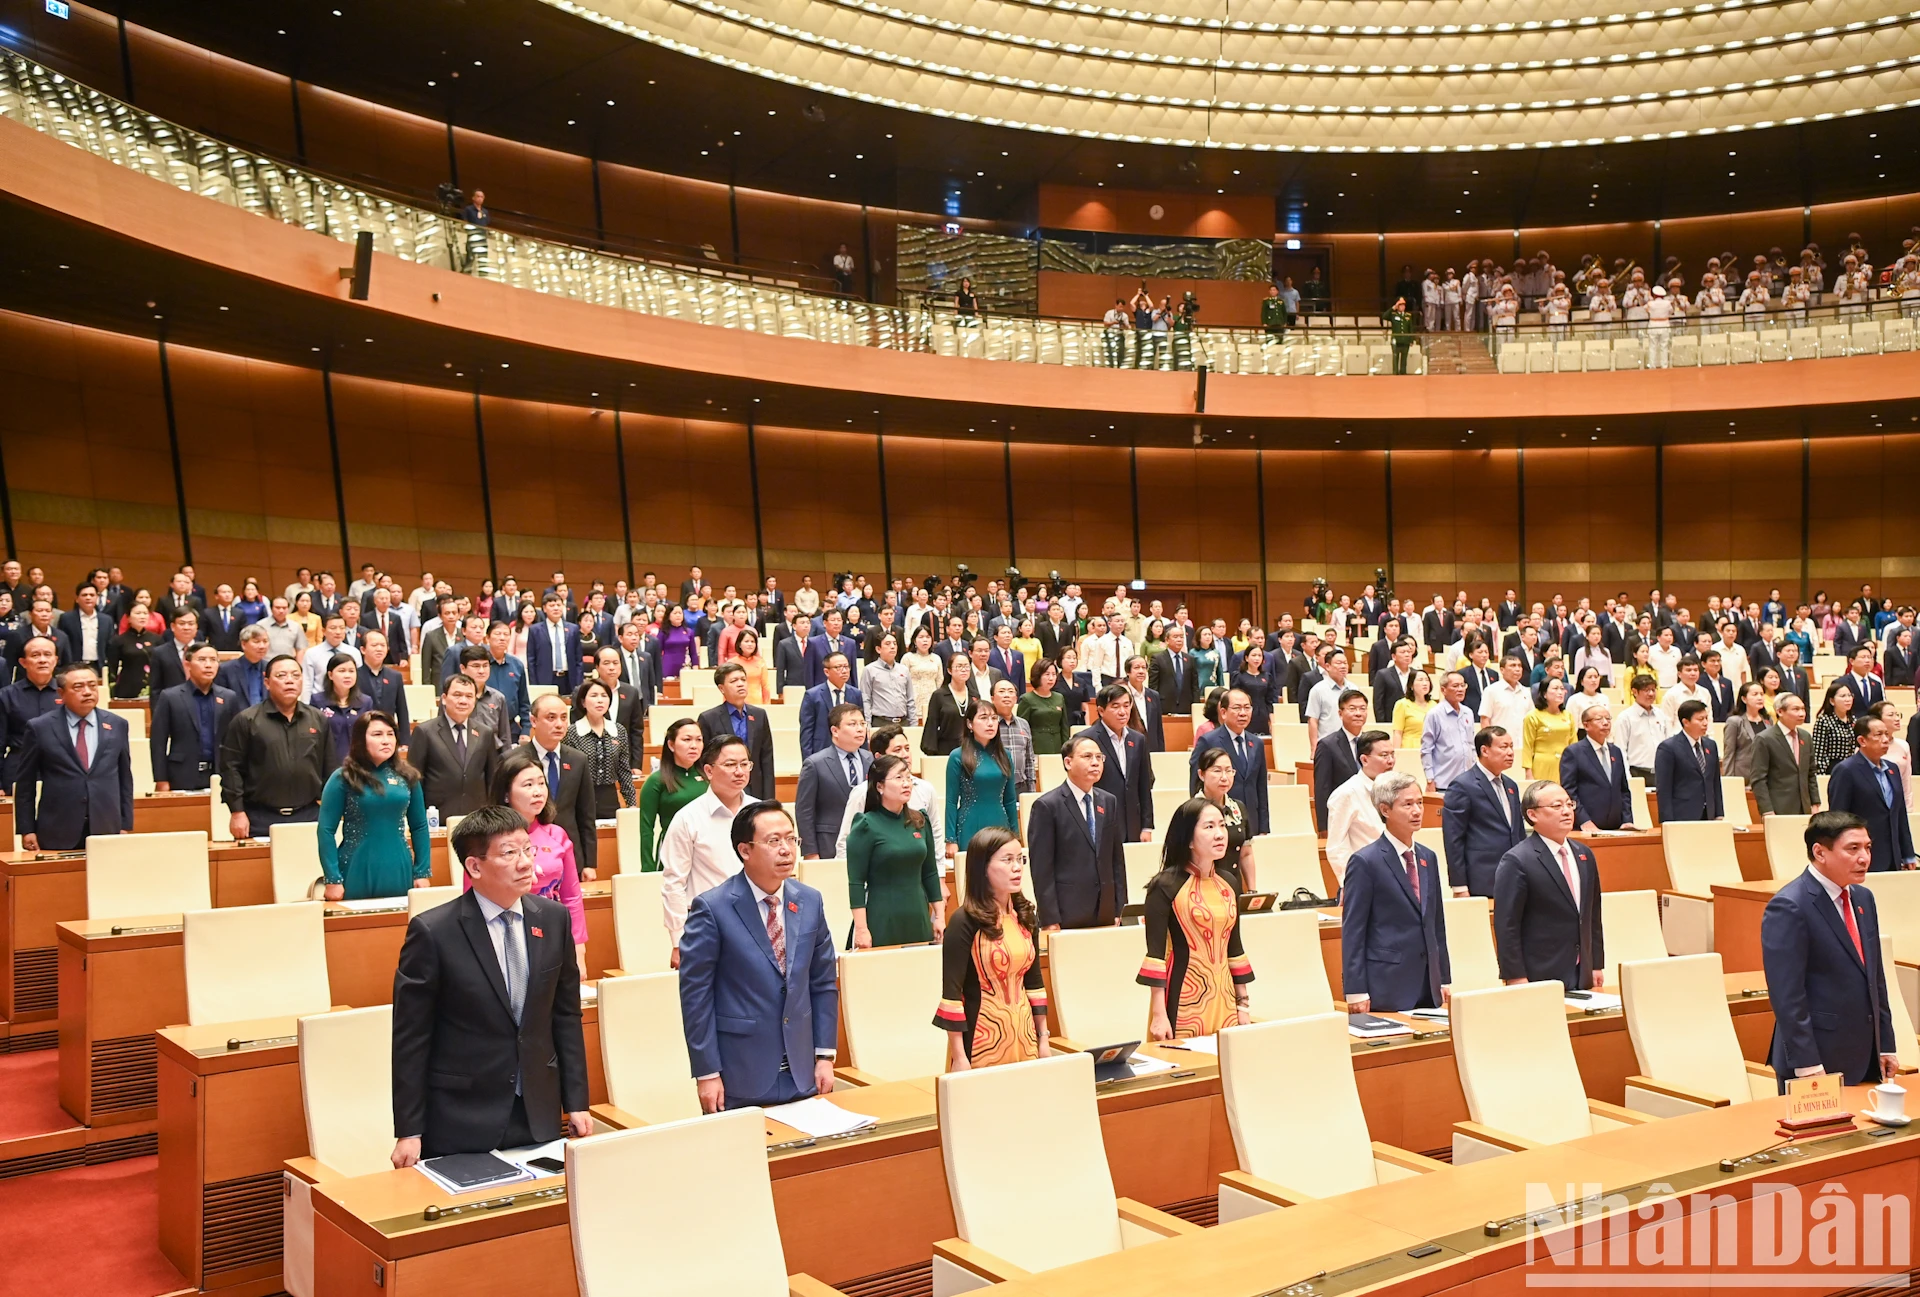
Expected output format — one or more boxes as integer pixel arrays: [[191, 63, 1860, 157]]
[[1009, 616, 1044, 679], [1390, 668, 1435, 748], [1519, 676, 1576, 780], [290, 590, 322, 643], [731, 627, 772, 704]]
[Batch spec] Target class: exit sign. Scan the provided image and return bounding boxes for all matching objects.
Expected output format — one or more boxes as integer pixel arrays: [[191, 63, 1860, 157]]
[[46, 0, 71, 17]]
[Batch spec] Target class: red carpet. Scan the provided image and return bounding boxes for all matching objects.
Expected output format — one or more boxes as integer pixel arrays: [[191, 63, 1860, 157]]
[[0, 1155, 187, 1295], [0, 1048, 74, 1141]]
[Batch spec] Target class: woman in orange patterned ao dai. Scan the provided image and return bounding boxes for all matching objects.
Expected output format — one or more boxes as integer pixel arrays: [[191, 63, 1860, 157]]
[[934, 827, 1050, 1070], [1139, 797, 1254, 1040]]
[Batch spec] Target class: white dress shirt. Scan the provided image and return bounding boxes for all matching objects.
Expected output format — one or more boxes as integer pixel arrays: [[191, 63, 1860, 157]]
[[1324, 771, 1383, 885], [302, 640, 363, 698], [1716, 642, 1751, 688], [1648, 643, 1682, 688], [473, 889, 528, 986], [658, 789, 748, 946], [1478, 680, 1532, 741], [1615, 703, 1673, 770], [1662, 681, 1713, 722]]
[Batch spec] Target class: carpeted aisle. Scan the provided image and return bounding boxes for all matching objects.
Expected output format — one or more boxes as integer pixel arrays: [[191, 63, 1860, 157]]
[[0, 1049, 72, 1141], [0, 1155, 187, 1296]]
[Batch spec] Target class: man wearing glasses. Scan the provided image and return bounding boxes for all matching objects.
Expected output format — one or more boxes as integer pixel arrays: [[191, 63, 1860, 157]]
[[658, 734, 758, 968], [1492, 781, 1605, 992]]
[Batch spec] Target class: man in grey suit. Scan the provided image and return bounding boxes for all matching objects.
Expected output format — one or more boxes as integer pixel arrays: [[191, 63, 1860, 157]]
[[408, 674, 500, 818], [1748, 692, 1820, 817], [795, 704, 871, 858]]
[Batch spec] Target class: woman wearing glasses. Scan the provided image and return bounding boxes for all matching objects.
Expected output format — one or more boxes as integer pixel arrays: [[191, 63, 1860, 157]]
[[935, 827, 1050, 1070]]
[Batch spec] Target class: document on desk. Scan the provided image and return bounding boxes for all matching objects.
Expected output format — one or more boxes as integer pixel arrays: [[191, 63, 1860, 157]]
[[1124, 1053, 1179, 1076], [1348, 1013, 1415, 1039], [497, 1139, 568, 1176], [762, 1096, 880, 1138], [328, 897, 409, 913], [1565, 991, 1622, 1011], [414, 1152, 533, 1195], [1166, 1035, 1219, 1055]]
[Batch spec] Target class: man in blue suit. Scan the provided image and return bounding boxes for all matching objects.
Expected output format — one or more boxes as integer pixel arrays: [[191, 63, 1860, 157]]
[[1653, 700, 1723, 821], [1188, 686, 1268, 836], [524, 593, 583, 694], [804, 609, 862, 691], [1761, 811, 1899, 1087], [1342, 773, 1450, 1012], [1558, 703, 1636, 832], [1442, 725, 1524, 897], [798, 653, 864, 759], [680, 801, 840, 1112], [1825, 714, 1917, 873], [15, 662, 134, 852]]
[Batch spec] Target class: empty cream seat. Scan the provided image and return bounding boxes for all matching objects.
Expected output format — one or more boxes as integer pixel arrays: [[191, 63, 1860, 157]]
[[1720, 777, 1752, 828], [1148, 750, 1189, 790], [85, 830, 212, 919], [1268, 782, 1314, 836], [610, 870, 671, 975], [1034, 752, 1064, 791], [271, 821, 324, 903], [1122, 841, 1160, 909], [527, 683, 559, 705], [1451, 982, 1653, 1163], [1269, 722, 1311, 772], [209, 774, 233, 843], [593, 971, 702, 1126], [797, 857, 852, 945], [1247, 832, 1324, 898], [110, 706, 147, 740], [1232, 910, 1336, 1021], [1217, 1014, 1444, 1220], [615, 806, 641, 872], [405, 885, 460, 917], [1600, 890, 1669, 987], [839, 945, 946, 1082], [1046, 926, 1145, 1048], [1881, 934, 1920, 1068], [1763, 814, 1812, 880], [403, 683, 437, 724], [128, 737, 155, 796], [284, 1005, 393, 1297], [184, 902, 331, 1025], [1628, 775, 1653, 831], [1870, 873, 1920, 1031], [1442, 895, 1501, 992], [568, 1109, 850, 1297], [1659, 821, 1743, 955], [934, 1053, 1199, 1293], [1620, 953, 1775, 1116]]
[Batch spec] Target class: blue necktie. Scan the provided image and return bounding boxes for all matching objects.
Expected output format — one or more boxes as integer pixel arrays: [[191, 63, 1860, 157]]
[[1083, 791, 1097, 842], [546, 749, 561, 797]]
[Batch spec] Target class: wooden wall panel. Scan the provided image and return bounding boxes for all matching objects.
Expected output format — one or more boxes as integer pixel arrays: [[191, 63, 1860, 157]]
[[595, 163, 734, 258], [1660, 440, 1802, 609], [168, 346, 340, 594], [451, 130, 597, 234], [1518, 222, 1658, 274], [0, 0, 127, 97], [1809, 434, 1920, 602], [481, 398, 628, 586], [1132, 449, 1260, 585], [754, 427, 887, 585], [620, 416, 758, 592], [1520, 447, 1657, 604], [298, 85, 449, 201], [1037, 187, 1270, 240], [882, 438, 1010, 580], [1322, 234, 1383, 313], [1007, 444, 1134, 586], [1261, 450, 1387, 615], [1390, 449, 1519, 602], [733, 190, 865, 287], [123, 23, 297, 160]]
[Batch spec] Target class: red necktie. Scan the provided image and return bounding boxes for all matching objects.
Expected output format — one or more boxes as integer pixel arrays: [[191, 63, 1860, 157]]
[[1839, 886, 1865, 963], [74, 717, 90, 770], [764, 897, 787, 974], [1403, 850, 1421, 904]]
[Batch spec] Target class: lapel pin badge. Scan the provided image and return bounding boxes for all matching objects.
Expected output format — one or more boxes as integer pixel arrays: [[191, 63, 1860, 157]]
[[787, 900, 799, 913], [530, 926, 544, 938]]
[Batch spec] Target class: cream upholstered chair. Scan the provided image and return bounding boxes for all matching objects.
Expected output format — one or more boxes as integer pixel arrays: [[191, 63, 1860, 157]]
[[403, 683, 437, 725], [183, 903, 331, 1025], [1450, 982, 1653, 1163], [1046, 926, 1145, 1049], [1121, 841, 1161, 909], [1234, 911, 1337, 1020], [85, 830, 211, 920], [933, 1053, 1199, 1294], [128, 737, 156, 797], [615, 806, 642, 872], [839, 945, 946, 1083], [1763, 814, 1813, 881], [568, 1109, 850, 1297], [1628, 776, 1654, 831], [406, 884, 460, 917], [1268, 783, 1315, 836], [270, 821, 325, 903], [283, 1006, 393, 1297], [1150, 787, 1189, 840], [1620, 954, 1775, 1116], [1268, 723, 1310, 774], [1035, 752, 1064, 791], [209, 775, 234, 842], [1720, 777, 1752, 828], [1216, 1015, 1444, 1220], [1441, 895, 1501, 992], [1600, 890, 1669, 987], [1148, 750, 1189, 790], [591, 971, 701, 1127], [1658, 821, 1744, 955], [1871, 873, 1920, 1034], [796, 857, 852, 948], [1880, 934, 1920, 1068], [772, 725, 804, 779], [1247, 833, 1324, 898], [609, 870, 671, 975]]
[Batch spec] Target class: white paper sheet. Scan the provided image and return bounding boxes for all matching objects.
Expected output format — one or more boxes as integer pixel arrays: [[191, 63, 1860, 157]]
[[761, 1096, 880, 1138], [328, 897, 408, 912], [1349, 1021, 1415, 1039], [497, 1139, 568, 1177], [1125, 1053, 1179, 1076], [1566, 992, 1622, 1011], [1165, 1035, 1219, 1055], [413, 1155, 533, 1196]]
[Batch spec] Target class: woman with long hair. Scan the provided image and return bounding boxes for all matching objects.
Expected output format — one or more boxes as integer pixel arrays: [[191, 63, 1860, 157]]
[[1191, 625, 1224, 694], [944, 698, 1018, 859], [482, 751, 588, 978], [636, 718, 709, 872], [234, 578, 267, 625], [1193, 745, 1254, 882], [1519, 676, 1574, 780], [1139, 797, 1253, 1040], [475, 578, 496, 623], [568, 677, 635, 820], [1812, 680, 1859, 775], [509, 601, 539, 664], [846, 753, 945, 949], [290, 589, 321, 642], [835, 726, 944, 858], [1010, 616, 1043, 677], [1869, 701, 1915, 810], [935, 826, 1050, 1071], [1392, 668, 1436, 748], [316, 711, 429, 900], [1230, 643, 1276, 734], [1056, 645, 1092, 725], [313, 653, 370, 771]]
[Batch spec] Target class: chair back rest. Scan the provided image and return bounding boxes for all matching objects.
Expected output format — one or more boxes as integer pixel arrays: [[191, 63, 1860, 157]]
[[1451, 982, 1592, 1145], [938, 1053, 1121, 1270], [568, 1109, 789, 1297], [1121, 842, 1160, 909], [86, 830, 211, 919], [1600, 890, 1668, 987], [1047, 926, 1147, 1045], [1620, 953, 1752, 1104], [1881, 934, 1920, 1072], [109, 704, 147, 739], [184, 902, 331, 1025], [595, 972, 702, 1123], [128, 738, 155, 796], [1412, 827, 1445, 862], [1248, 833, 1324, 898], [1269, 783, 1315, 836], [1764, 815, 1812, 881], [795, 859, 851, 950], [209, 775, 233, 842], [1869, 872, 1920, 964], [1442, 895, 1501, 991], [299, 1005, 394, 1176], [1151, 788, 1190, 841], [1720, 777, 1752, 828], [1148, 750, 1189, 790], [1628, 776, 1653, 831], [406, 885, 460, 917], [270, 822, 324, 903], [615, 806, 641, 873], [1233, 911, 1333, 1020], [403, 684, 437, 724], [1220, 1015, 1377, 1196], [1661, 821, 1743, 896], [840, 946, 947, 1080], [1035, 753, 1065, 791], [611, 871, 672, 974]]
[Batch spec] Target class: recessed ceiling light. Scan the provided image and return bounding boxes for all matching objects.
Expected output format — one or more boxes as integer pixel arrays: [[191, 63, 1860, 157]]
[[607, 99, 615, 106], [522, 39, 532, 46]]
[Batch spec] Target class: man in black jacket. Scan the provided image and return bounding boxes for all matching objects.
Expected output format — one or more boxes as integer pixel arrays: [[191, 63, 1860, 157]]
[[525, 694, 601, 881], [1492, 781, 1605, 991], [150, 643, 240, 792], [698, 662, 777, 800]]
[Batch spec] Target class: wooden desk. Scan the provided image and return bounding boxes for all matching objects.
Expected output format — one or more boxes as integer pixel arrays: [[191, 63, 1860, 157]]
[[1713, 876, 1788, 974], [1, 849, 86, 1035], [0, 794, 14, 851], [133, 791, 214, 835]]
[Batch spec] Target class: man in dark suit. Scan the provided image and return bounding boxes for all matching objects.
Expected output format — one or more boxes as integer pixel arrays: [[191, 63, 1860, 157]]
[[1422, 599, 1453, 650], [611, 620, 656, 714], [1831, 612, 1872, 661], [794, 705, 871, 859], [1188, 687, 1270, 836], [150, 643, 240, 792], [1364, 621, 1402, 676], [418, 605, 464, 685], [1123, 656, 1165, 754], [772, 608, 812, 699], [1826, 714, 1917, 873], [798, 654, 864, 759], [364, 588, 410, 666], [0, 637, 60, 793], [1654, 700, 1723, 821], [201, 585, 245, 653], [1342, 773, 1449, 1012], [1077, 684, 1154, 843], [58, 585, 115, 670], [525, 595, 583, 695], [1749, 692, 1820, 818], [8, 599, 71, 683], [1442, 725, 1524, 897], [1312, 689, 1369, 833], [1559, 703, 1635, 832], [147, 608, 201, 696], [217, 624, 272, 707], [15, 662, 134, 852], [355, 631, 412, 743], [1840, 645, 1885, 713], [1493, 782, 1605, 990], [1700, 653, 1735, 723], [1458, 640, 1498, 720], [391, 805, 590, 1163], [155, 573, 204, 626], [678, 566, 705, 606], [1761, 811, 1899, 1088], [525, 694, 600, 881], [409, 675, 499, 818], [987, 625, 1024, 699], [1030, 734, 1128, 928], [1496, 592, 1521, 631], [1149, 627, 1196, 717], [1369, 638, 1417, 723], [680, 801, 839, 1111], [699, 662, 776, 800], [1775, 642, 1811, 707], [804, 610, 862, 690]]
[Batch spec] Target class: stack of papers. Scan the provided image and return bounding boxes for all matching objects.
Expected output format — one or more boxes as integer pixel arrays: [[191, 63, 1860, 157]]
[[414, 1152, 533, 1195], [1348, 1013, 1415, 1039], [1566, 992, 1622, 1011], [762, 1096, 880, 1138]]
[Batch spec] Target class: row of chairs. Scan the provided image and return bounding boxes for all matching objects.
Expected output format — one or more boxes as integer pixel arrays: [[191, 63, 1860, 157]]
[[1495, 316, 1916, 372]]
